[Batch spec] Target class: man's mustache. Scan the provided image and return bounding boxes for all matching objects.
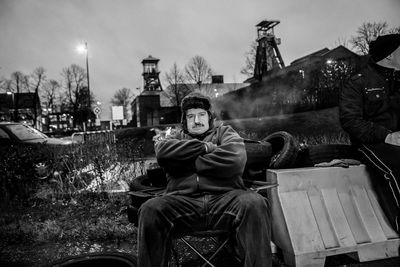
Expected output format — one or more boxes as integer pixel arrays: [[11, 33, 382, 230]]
[[193, 123, 205, 127]]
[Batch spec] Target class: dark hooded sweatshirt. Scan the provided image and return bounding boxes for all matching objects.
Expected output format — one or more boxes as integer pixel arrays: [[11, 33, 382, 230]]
[[154, 122, 247, 195]]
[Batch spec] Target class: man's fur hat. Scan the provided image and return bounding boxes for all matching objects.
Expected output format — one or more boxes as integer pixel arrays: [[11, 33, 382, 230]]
[[181, 92, 211, 113]]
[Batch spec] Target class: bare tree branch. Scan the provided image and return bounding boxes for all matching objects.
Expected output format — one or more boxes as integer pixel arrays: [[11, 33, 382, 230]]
[[41, 79, 61, 112], [240, 41, 257, 78], [350, 22, 389, 55], [60, 64, 90, 127], [185, 55, 213, 88], [111, 87, 134, 120]]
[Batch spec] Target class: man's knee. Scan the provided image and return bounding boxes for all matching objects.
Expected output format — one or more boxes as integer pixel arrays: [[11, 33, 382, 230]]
[[237, 191, 269, 213], [139, 197, 167, 223]]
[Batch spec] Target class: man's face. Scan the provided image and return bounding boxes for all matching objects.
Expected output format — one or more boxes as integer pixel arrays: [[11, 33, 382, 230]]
[[186, 108, 209, 135], [377, 45, 400, 70]]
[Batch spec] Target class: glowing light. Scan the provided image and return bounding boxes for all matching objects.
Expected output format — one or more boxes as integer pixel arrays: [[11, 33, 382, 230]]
[[76, 44, 87, 54]]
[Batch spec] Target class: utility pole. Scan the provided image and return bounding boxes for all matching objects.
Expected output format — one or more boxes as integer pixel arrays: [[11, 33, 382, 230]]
[[85, 42, 90, 106]]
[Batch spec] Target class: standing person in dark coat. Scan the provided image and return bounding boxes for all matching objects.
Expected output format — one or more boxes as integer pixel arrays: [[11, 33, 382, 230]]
[[339, 34, 400, 233], [137, 92, 272, 267]]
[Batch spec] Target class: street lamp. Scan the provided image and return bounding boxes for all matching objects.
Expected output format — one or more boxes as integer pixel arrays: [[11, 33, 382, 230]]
[[77, 42, 91, 130], [76, 42, 91, 102]]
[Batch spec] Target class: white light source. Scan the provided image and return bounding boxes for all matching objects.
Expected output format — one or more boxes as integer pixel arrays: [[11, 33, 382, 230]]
[[76, 44, 87, 54]]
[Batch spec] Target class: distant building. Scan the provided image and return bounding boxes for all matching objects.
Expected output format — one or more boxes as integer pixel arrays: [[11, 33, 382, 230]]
[[0, 92, 42, 130], [43, 110, 74, 134], [213, 20, 363, 120], [269, 45, 360, 82], [161, 77, 250, 124], [131, 55, 250, 127], [217, 45, 362, 119], [131, 55, 163, 127]]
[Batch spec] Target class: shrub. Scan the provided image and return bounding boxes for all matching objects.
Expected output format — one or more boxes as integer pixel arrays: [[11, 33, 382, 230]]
[[0, 137, 146, 205], [0, 145, 46, 203]]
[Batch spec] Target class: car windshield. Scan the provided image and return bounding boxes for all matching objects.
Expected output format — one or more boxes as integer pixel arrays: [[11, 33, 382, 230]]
[[7, 124, 48, 141]]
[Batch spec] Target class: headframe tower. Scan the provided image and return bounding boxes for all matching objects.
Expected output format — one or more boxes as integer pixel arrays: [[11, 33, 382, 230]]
[[254, 20, 285, 80]]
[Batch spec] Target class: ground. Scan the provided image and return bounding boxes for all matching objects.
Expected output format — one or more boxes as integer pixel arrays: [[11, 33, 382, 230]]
[[0, 194, 137, 267], [0, 195, 399, 267]]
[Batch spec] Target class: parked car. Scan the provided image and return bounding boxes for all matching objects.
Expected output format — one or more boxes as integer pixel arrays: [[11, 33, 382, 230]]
[[0, 122, 77, 179], [0, 122, 75, 147]]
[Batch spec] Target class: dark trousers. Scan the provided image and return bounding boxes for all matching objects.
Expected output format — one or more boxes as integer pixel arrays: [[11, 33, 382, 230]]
[[137, 189, 272, 267], [358, 143, 400, 233]]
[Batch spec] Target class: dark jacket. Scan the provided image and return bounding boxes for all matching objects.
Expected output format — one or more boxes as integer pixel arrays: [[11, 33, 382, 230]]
[[155, 122, 247, 195], [339, 56, 400, 145]]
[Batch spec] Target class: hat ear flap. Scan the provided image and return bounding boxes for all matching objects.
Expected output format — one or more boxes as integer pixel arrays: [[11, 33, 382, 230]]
[[208, 110, 215, 128], [181, 112, 187, 132]]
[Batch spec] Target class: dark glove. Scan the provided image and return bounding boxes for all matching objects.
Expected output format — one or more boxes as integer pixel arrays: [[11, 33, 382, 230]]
[[314, 158, 361, 168]]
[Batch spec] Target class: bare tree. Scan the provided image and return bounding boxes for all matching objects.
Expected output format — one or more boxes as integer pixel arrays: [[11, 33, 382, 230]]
[[240, 41, 257, 78], [334, 37, 350, 49], [61, 64, 89, 128], [31, 67, 46, 92], [30, 67, 46, 123], [111, 87, 134, 120], [0, 77, 11, 93], [9, 71, 30, 92], [185, 55, 213, 88], [350, 22, 391, 55], [41, 79, 60, 113], [164, 63, 191, 105], [61, 64, 85, 107], [163, 63, 192, 120], [6, 71, 29, 121], [388, 26, 400, 34]]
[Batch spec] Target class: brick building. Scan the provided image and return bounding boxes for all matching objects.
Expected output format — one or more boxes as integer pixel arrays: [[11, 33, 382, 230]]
[[0, 92, 42, 129]]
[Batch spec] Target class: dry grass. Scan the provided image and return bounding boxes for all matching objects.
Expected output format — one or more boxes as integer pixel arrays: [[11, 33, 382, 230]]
[[225, 107, 348, 143]]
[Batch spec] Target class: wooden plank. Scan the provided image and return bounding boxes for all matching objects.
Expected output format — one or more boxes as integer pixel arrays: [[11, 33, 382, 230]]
[[366, 189, 399, 239], [352, 186, 386, 242], [307, 187, 339, 249], [337, 188, 371, 244], [321, 188, 356, 247], [357, 239, 400, 261], [279, 191, 325, 254]]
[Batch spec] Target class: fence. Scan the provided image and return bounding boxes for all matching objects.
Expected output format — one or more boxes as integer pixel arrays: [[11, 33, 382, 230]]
[[72, 130, 116, 144]]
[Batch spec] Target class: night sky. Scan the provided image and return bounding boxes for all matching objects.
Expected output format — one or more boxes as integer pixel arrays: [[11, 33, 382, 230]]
[[0, 0, 399, 119]]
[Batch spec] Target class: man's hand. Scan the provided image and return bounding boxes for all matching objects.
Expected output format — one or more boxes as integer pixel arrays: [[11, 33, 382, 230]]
[[204, 142, 217, 153], [385, 131, 400, 146], [152, 127, 177, 144]]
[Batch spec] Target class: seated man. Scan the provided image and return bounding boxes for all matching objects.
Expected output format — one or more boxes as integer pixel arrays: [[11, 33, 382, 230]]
[[137, 92, 272, 267], [339, 34, 400, 233]]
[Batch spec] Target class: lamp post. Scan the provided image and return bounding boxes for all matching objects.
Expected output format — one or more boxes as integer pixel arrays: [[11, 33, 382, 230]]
[[77, 42, 91, 130], [77, 42, 91, 104], [84, 42, 90, 101], [6, 91, 14, 122]]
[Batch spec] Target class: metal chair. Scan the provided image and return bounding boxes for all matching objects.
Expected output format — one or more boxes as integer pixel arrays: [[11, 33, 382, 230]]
[[170, 230, 239, 267]]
